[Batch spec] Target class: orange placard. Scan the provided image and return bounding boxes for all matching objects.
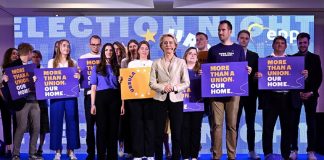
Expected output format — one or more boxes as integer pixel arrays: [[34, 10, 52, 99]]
[[120, 67, 156, 100]]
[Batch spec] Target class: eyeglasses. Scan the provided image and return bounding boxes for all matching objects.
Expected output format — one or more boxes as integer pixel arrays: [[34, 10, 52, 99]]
[[162, 41, 174, 45], [90, 44, 101, 47]]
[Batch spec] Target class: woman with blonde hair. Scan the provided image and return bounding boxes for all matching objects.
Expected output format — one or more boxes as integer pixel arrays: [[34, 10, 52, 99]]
[[150, 34, 190, 160]]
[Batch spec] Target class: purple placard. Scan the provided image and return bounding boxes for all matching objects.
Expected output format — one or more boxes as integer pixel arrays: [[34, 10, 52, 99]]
[[34, 67, 79, 100], [183, 78, 204, 112], [201, 62, 248, 97], [4, 64, 36, 100], [258, 57, 305, 90], [78, 58, 100, 88]]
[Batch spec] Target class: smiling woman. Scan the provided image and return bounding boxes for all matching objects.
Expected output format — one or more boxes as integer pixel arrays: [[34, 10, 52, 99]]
[[150, 33, 190, 160]]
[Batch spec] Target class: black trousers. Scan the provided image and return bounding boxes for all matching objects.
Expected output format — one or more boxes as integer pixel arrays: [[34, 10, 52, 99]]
[[262, 92, 291, 159], [95, 89, 121, 160], [154, 98, 183, 160], [290, 96, 317, 152], [84, 94, 96, 156], [204, 99, 214, 150], [128, 99, 155, 157], [0, 98, 16, 145], [119, 100, 132, 153], [181, 111, 204, 159], [236, 95, 257, 152]]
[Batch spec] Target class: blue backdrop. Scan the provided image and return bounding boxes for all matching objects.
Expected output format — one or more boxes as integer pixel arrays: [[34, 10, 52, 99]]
[[14, 15, 314, 154]]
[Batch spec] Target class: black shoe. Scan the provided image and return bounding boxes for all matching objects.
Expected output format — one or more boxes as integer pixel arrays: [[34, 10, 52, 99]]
[[86, 155, 95, 160], [12, 155, 20, 160], [36, 150, 43, 157], [5, 150, 12, 158]]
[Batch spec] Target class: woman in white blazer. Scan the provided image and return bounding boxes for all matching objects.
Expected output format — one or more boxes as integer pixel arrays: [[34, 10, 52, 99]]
[[149, 33, 190, 160]]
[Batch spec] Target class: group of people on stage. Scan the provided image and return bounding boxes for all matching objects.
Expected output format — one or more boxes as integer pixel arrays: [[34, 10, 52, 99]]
[[0, 19, 322, 160]]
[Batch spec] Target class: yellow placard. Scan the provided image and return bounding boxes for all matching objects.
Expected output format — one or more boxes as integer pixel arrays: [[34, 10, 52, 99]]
[[120, 67, 156, 100]]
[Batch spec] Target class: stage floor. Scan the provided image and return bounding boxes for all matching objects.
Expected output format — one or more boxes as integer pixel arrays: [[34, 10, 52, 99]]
[[1, 153, 324, 160]]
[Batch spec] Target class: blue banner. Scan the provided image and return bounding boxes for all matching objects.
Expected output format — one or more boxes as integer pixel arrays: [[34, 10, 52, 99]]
[[14, 16, 314, 67]]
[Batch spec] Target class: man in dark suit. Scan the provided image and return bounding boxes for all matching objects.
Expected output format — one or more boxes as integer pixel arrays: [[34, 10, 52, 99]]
[[256, 36, 300, 160], [289, 32, 322, 160], [235, 30, 260, 159]]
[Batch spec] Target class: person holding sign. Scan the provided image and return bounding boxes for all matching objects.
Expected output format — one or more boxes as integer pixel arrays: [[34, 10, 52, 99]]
[[0, 47, 18, 157], [207, 20, 251, 160], [149, 33, 190, 160], [90, 43, 123, 160], [126, 41, 154, 160], [235, 30, 260, 159], [289, 33, 322, 160], [181, 47, 204, 160], [255, 36, 307, 160], [79, 35, 101, 160], [119, 39, 139, 158], [2, 43, 42, 160], [48, 39, 80, 160]]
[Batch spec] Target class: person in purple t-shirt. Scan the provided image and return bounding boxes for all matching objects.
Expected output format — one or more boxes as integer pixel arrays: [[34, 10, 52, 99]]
[[90, 43, 124, 160], [207, 20, 251, 160]]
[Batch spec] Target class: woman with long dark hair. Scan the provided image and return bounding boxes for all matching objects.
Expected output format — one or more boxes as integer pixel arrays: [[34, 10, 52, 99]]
[[113, 41, 126, 65], [119, 39, 139, 158], [121, 39, 139, 68], [0, 48, 18, 157], [90, 43, 124, 159]]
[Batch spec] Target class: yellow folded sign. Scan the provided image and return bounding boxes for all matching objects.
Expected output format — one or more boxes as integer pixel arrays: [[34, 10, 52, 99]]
[[120, 67, 155, 100]]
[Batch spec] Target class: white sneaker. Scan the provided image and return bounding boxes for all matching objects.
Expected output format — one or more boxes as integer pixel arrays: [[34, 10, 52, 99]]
[[307, 151, 317, 160], [69, 151, 77, 160], [289, 150, 298, 160], [53, 153, 61, 160], [248, 151, 261, 159], [147, 157, 155, 160], [133, 157, 142, 160], [118, 144, 124, 157]]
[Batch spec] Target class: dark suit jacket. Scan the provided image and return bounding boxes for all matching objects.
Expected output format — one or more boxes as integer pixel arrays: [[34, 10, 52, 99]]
[[258, 55, 294, 110], [294, 51, 322, 97], [246, 50, 259, 97], [2, 59, 27, 111], [290, 51, 323, 109]]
